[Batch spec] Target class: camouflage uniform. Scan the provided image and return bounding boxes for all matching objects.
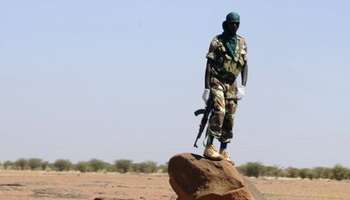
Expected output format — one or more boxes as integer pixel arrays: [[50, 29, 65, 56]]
[[206, 35, 248, 143]]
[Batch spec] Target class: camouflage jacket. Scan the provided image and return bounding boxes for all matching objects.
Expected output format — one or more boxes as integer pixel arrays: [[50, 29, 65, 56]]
[[206, 34, 247, 82]]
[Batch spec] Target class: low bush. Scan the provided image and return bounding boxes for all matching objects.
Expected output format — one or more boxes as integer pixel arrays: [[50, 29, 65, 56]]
[[53, 159, 72, 171], [115, 159, 133, 173], [14, 158, 28, 170], [88, 159, 109, 172], [75, 161, 90, 172], [28, 158, 43, 170]]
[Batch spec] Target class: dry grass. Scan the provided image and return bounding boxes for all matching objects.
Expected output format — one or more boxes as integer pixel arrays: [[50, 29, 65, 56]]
[[251, 177, 350, 200], [0, 170, 349, 200]]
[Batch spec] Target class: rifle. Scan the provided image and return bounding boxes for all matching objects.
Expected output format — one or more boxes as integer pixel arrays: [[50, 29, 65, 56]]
[[193, 96, 213, 148]]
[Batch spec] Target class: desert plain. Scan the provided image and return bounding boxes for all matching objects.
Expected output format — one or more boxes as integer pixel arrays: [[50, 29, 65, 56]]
[[0, 170, 350, 200]]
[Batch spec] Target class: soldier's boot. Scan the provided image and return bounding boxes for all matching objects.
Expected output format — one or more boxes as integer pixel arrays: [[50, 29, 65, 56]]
[[219, 149, 235, 165], [204, 144, 223, 161], [219, 149, 231, 162]]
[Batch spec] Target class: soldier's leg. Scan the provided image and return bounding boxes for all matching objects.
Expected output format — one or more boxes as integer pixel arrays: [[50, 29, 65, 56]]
[[206, 135, 214, 145], [219, 99, 237, 161], [207, 87, 226, 140], [204, 86, 225, 160], [220, 142, 228, 151], [220, 99, 237, 145]]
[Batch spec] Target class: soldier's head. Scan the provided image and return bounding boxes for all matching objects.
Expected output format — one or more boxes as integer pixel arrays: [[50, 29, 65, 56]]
[[223, 12, 240, 36]]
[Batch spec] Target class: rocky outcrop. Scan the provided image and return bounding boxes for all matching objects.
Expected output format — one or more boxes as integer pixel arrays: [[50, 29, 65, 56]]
[[168, 153, 257, 200]]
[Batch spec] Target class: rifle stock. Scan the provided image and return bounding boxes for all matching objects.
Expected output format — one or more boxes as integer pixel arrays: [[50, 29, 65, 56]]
[[193, 97, 213, 148]]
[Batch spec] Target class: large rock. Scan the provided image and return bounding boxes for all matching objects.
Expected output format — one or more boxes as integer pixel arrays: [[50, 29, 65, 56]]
[[168, 153, 255, 200]]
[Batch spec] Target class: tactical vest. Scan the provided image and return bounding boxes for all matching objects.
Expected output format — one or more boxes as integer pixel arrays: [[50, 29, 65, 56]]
[[207, 35, 247, 82]]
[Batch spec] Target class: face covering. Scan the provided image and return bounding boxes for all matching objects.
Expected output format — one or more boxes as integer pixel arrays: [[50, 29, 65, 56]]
[[220, 12, 240, 58], [221, 22, 239, 58]]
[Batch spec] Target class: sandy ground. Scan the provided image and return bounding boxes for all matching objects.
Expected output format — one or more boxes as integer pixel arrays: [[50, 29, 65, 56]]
[[0, 171, 175, 200], [0, 170, 350, 200], [251, 177, 350, 200]]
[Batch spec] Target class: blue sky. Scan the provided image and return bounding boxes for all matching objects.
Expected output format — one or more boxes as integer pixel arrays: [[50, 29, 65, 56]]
[[0, 0, 349, 167]]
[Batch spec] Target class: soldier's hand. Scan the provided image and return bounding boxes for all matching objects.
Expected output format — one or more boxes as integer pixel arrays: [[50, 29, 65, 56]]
[[202, 89, 210, 104], [236, 85, 246, 100]]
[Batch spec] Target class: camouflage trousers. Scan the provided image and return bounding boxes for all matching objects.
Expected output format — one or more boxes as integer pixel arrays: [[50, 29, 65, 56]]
[[206, 77, 237, 143]]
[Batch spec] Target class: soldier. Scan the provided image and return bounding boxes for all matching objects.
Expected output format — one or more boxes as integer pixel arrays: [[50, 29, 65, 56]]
[[202, 12, 248, 161]]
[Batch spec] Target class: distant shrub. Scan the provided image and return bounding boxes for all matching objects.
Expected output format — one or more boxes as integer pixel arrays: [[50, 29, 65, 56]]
[[285, 167, 299, 178], [53, 159, 72, 171], [332, 164, 348, 180], [115, 159, 133, 173], [131, 163, 141, 172], [239, 162, 264, 177], [106, 163, 118, 172], [263, 165, 284, 177], [28, 158, 43, 170], [306, 170, 316, 179], [141, 161, 158, 173], [298, 168, 306, 179], [2, 157, 350, 180], [14, 158, 28, 170], [75, 161, 90, 172], [298, 168, 309, 179], [346, 169, 350, 180], [157, 163, 168, 173], [40, 161, 49, 171], [3, 161, 13, 169], [88, 159, 109, 172], [131, 161, 157, 173], [47, 163, 55, 170], [312, 167, 332, 179]]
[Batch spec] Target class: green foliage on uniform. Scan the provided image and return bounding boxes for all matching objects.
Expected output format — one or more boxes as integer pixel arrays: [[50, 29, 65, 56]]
[[53, 159, 72, 171]]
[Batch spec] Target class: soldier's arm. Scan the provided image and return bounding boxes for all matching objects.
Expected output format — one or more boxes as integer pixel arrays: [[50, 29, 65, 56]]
[[204, 60, 212, 89], [241, 63, 248, 86], [241, 38, 248, 86], [205, 37, 220, 89]]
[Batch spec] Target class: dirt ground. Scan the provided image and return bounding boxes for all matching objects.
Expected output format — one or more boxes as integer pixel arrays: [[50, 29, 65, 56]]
[[0, 171, 350, 200], [251, 177, 350, 200]]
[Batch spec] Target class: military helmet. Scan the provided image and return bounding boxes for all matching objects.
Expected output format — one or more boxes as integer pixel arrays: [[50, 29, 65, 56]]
[[225, 12, 240, 23]]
